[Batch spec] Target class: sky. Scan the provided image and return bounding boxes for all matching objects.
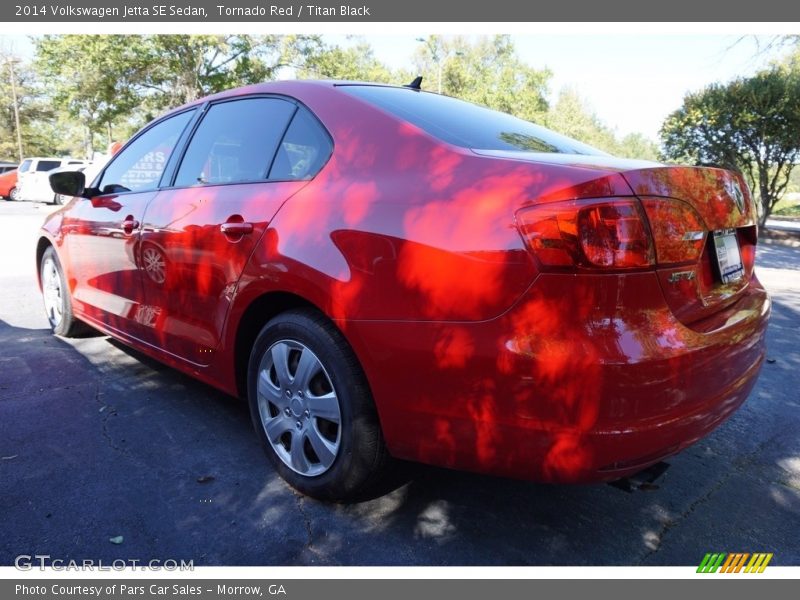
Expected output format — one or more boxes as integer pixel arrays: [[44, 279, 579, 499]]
[[2, 33, 787, 142]]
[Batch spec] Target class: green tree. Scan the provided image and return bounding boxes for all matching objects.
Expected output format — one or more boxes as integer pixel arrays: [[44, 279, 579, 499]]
[[414, 35, 551, 123], [617, 132, 660, 161], [140, 35, 295, 108], [293, 36, 396, 82], [0, 50, 74, 161], [35, 35, 150, 156], [34, 35, 302, 155], [660, 66, 800, 225], [544, 87, 619, 153]]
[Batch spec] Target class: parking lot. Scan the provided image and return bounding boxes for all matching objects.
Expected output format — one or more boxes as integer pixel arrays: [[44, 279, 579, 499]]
[[1, 199, 798, 566]]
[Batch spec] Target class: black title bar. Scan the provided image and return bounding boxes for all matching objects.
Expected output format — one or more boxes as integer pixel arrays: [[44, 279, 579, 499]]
[[4, 0, 800, 21]]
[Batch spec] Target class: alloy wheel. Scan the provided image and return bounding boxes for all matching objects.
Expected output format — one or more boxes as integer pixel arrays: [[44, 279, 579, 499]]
[[42, 256, 63, 327]]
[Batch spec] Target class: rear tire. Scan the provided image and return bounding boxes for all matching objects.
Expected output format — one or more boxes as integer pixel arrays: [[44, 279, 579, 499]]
[[8, 187, 18, 201], [247, 309, 390, 502], [40, 246, 91, 337]]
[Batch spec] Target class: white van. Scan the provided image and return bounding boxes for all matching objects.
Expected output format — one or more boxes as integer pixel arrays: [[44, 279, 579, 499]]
[[17, 157, 89, 203]]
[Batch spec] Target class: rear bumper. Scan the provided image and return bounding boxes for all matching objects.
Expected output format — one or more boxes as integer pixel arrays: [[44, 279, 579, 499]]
[[344, 270, 770, 482]]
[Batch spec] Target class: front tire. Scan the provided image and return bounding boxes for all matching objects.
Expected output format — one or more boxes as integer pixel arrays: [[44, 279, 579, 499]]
[[247, 309, 390, 501], [40, 246, 90, 337], [8, 187, 19, 201]]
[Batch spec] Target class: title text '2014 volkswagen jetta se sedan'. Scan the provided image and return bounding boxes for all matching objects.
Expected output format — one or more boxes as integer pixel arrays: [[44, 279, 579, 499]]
[[39, 80, 769, 501]]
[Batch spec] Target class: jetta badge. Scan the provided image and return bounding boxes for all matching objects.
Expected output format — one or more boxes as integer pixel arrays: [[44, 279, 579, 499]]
[[725, 178, 745, 215]]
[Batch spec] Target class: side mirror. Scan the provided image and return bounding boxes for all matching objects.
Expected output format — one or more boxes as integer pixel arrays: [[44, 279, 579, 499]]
[[49, 170, 86, 198]]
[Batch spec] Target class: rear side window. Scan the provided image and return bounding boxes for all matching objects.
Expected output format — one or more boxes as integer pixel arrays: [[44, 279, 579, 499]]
[[269, 107, 333, 180], [269, 107, 332, 180], [341, 85, 606, 156], [18, 160, 31, 173], [98, 109, 195, 194], [174, 98, 296, 188], [36, 160, 61, 172]]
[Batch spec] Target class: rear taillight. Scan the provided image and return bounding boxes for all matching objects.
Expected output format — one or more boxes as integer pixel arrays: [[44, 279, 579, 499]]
[[739, 224, 757, 265], [515, 198, 654, 270], [640, 197, 706, 265]]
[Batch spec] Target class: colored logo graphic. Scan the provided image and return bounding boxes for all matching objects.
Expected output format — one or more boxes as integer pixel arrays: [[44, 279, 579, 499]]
[[697, 553, 773, 573]]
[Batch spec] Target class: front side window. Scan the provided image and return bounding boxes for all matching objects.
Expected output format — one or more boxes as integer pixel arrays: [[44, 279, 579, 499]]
[[174, 98, 296, 188], [18, 160, 31, 173], [98, 110, 195, 194]]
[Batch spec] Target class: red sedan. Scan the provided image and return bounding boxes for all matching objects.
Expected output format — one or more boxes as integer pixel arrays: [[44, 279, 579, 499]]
[[0, 168, 18, 200], [38, 80, 769, 501]]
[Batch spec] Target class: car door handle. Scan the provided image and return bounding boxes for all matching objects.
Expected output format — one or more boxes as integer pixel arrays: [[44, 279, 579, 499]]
[[122, 217, 140, 234], [220, 222, 254, 236]]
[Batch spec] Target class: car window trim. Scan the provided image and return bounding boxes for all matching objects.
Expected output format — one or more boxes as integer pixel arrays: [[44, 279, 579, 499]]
[[90, 93, 335, 198], [157, 106, 207, 189], [267, 105, 335, 182], [165, 94, 299, 190], [264, 104, 300, 180]]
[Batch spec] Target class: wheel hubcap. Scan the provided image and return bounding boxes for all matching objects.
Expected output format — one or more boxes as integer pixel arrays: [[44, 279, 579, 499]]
[[42, 257, 63, 327], [257, 340, 341, 477], [142, 247, 166, 284]]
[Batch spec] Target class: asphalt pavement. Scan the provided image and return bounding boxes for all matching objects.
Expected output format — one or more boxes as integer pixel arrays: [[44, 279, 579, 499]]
[[1, 200, 798, 566]]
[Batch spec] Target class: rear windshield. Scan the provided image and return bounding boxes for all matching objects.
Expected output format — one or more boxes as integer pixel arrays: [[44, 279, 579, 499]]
[[340, 85, 606, 156]]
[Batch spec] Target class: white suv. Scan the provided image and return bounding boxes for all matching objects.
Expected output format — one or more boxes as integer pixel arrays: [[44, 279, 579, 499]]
[[17, 157, 89, 203]]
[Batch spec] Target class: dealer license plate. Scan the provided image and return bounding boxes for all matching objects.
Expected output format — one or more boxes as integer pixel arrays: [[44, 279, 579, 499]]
[[713, 229, 744, 284]]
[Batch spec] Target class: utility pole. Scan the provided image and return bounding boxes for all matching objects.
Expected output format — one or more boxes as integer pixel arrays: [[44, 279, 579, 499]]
[[415, 37, 462, 95], [7, 57, 24, 162], [416, 36, 443, 94]]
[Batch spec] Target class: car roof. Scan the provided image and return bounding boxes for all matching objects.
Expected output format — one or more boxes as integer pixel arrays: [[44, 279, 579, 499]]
[[163, 79, 412, 116]]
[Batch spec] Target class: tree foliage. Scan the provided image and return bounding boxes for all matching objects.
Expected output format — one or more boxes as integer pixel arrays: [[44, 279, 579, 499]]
[[140, 35, 292, 108], [34, 34, 300, 155], [544, 88, 617, 152], [543, 88, 659, 159], [414, 35, 550, 123], [0, 34, 663, 166], [660, 66, 800, 225], [35, 35, 150, 155], [293, 36, 396, 82]]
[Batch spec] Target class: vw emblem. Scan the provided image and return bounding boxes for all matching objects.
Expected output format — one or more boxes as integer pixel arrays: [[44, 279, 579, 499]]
[[725, 178, 745, 215]]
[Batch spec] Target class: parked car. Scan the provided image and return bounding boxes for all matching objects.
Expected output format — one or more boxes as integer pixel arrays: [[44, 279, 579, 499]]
[[0, 168, 18, 200], [17, 157, 88, 203], [0, 161, 17, 174], [39, 80, 769, 501]]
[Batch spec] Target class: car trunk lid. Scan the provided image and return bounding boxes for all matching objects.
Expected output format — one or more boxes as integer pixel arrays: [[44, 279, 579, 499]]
[[623, 166, 758, 327]]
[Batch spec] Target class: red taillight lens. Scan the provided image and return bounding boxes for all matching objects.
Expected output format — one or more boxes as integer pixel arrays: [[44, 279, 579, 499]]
[[516, 198, 654, 270], [737, 224, 757, 275], [640, 197, 706, 265]]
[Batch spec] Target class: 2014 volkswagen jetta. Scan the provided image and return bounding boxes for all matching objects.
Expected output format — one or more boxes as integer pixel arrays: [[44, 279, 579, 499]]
[[39, 80, 770, 500]]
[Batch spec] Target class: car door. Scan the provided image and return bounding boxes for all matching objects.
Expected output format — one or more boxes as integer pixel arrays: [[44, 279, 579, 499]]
[[137, 97, 324, 365], [63, 109, 197, 337]]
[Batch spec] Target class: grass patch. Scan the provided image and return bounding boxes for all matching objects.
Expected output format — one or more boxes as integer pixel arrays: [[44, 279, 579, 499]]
[[774, 203, 800, 217]]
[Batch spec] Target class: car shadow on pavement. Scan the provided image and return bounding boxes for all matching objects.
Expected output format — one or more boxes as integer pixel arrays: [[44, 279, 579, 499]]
[[2, 289, 800, 566]]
